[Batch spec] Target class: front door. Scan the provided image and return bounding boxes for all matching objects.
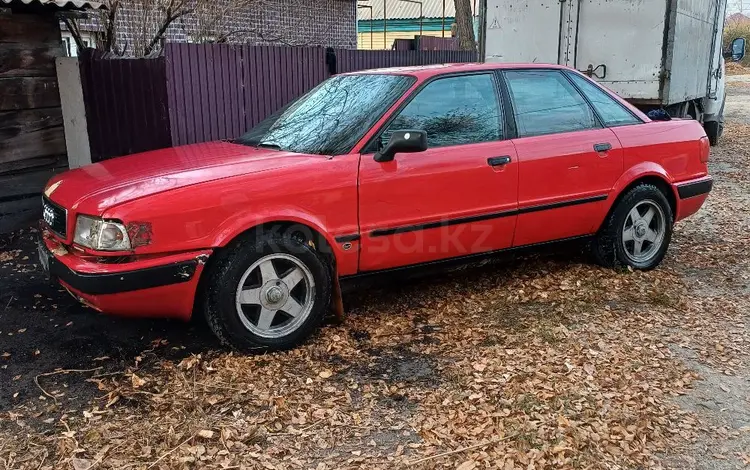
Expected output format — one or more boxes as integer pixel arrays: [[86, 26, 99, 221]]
[[358, 73, 519, 272]]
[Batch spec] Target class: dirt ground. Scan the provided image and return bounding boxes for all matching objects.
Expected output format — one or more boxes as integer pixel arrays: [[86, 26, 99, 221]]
[[0, 89, 749, 469]]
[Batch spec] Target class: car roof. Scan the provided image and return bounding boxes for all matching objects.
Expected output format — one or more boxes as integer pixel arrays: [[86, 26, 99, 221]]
[[343, 62, 571, 78]]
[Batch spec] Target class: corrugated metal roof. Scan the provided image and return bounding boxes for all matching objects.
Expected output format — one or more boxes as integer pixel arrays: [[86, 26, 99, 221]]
[[0, 0, 105, 10], [357, 0, 476, 20]]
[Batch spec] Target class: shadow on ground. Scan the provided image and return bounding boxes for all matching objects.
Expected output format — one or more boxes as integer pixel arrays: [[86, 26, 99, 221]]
[[0, 229, 219, 411]]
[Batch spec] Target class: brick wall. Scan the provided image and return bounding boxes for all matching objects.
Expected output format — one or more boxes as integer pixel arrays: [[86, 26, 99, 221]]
[[76, 0, 357, 56], [127, 0, 356, 51]]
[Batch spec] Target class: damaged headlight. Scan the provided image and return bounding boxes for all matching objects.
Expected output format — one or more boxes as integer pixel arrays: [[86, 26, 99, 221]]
[[73, 215, 131, 251]]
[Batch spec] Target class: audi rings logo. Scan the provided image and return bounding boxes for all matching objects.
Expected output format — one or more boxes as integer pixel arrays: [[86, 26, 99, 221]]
[[43, 205, 55, 226]]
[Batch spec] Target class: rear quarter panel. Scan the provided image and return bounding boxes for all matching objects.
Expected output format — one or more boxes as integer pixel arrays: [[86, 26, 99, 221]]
[[610, 119, 709, 219], [102, 155, 361, 275], [612, 120, 708, 183]]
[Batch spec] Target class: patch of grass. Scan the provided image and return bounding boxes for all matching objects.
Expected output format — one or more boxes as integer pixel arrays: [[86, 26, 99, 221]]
[[538, 324, 561, 344], [514, 393, 543, 414], [724, 21, 750, 67], [649, 291, 675, 308]]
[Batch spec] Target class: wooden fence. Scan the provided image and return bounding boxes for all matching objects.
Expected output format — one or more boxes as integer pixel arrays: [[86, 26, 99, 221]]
[[79, 50, 171, 163], [81, 44, 478, 160]]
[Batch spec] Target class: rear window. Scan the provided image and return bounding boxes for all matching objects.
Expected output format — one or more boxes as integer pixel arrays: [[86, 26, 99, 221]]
[[567, 72, 642, 127]]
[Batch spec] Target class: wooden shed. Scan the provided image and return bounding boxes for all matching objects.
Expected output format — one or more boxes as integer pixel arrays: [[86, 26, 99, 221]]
[[0, 0, 103, 233]]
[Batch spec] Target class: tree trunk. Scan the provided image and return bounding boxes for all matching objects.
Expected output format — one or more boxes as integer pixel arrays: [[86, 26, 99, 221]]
[[453, 0, 476, 51]]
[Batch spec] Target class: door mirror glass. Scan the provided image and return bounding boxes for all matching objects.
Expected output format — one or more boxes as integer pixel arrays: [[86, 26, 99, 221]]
[[374, 130, 427, 162], [732, 37, 746, 62], [725, 37, 746, 62]]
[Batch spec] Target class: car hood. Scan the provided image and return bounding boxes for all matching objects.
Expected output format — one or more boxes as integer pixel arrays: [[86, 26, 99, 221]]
[[45, 141, 326, 215]]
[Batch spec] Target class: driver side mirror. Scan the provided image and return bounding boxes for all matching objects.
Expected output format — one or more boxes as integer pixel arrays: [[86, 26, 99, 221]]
[[374, 130, 428, 163], [724, 37, 746, 62]]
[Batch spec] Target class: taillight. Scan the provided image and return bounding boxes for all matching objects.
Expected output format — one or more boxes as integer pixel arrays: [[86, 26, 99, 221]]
[[699, 136, 710, 163]]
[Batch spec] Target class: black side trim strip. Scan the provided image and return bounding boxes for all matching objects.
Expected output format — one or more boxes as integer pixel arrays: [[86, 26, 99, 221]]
[[516, 194, 608, 215], [342, 235, 592, 280], [369, 194, 608, 237], [335, 234, 361, 243], [677, 178, 713, 199], [371, 208, 517, 237], [46, 245, 198, 295]]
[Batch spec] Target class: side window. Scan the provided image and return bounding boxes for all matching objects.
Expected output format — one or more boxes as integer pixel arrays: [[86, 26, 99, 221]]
[[381, 74, 503, 148], [567, 73, 642, 127], [504, 70, 598, 138]]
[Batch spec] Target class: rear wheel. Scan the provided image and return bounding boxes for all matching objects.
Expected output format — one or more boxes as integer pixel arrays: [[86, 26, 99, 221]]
[[591, 184, 673, 271], [204, 233, 332, 351]]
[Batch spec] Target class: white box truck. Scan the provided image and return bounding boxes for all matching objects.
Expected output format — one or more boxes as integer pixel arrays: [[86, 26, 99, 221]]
[[479, 0, 745, 144]]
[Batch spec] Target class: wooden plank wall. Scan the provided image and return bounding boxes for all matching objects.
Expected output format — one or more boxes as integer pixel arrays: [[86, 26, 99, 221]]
[[0, 10, 66, 233]]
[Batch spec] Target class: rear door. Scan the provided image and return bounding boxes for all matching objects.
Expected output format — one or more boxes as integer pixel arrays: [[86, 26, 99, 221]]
[[358, 72, 519, 272], [501, 69, 625, 247]]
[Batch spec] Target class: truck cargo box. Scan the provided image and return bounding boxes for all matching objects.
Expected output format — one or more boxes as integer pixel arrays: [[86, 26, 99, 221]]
[[482, 0, 724, 106]]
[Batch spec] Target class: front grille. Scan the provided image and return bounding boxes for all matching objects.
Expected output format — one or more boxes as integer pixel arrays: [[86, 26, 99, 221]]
[[42, 196, 68, 238]]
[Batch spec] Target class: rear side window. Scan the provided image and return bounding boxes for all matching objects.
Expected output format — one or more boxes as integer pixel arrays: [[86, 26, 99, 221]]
[[567, 73, 642, 127], [381, 73, 503, 148], [504, 70, 598, 138]]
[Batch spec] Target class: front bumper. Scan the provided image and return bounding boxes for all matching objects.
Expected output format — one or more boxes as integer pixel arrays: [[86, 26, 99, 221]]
[[41, 233, 211, 321]]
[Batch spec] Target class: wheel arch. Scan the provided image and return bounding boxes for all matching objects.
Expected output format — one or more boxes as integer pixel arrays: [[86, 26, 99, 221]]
[[193, 219, 340, 321], [600, 172, 677, 233]]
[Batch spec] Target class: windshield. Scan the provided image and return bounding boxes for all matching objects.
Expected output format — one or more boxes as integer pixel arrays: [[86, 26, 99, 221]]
[[236, 74, 415, 155]]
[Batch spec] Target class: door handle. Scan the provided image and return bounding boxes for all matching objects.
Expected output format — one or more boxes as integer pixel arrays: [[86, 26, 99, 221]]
[[594, 143, 612, 153], [487, 156, 512, 167]]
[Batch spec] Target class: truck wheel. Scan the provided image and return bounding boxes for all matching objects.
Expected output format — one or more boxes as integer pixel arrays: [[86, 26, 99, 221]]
[[704, 120, 721, 146], [705, 94, 726, 146], [204, 233, 332, 351], [591, 184, 673, 271]]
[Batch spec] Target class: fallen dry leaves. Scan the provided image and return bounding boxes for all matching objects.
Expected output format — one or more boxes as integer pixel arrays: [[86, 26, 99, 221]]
[[1, 124, 749, 469]]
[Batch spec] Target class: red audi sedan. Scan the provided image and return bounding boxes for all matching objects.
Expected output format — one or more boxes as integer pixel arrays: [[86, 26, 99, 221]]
[[39, 63, 712, 350]]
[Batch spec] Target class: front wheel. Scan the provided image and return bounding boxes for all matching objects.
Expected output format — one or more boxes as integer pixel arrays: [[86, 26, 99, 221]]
[[204, 233, 332, 351], [591, 184, 674, 271]]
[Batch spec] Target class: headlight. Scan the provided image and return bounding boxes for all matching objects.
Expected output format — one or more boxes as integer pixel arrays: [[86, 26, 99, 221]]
[[73, 215, 131, 251]]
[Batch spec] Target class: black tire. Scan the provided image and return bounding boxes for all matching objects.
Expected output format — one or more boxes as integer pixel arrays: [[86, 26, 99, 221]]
[[705, 120, 720, 146], [203, 233, 332, 352], [705, 95, 726, 146], [591, 184, 674, 271]]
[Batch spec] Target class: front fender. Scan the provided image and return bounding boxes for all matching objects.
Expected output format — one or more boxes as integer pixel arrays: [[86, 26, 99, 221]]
[[211, 207, 335, 248], [210, 207, 359, 276]]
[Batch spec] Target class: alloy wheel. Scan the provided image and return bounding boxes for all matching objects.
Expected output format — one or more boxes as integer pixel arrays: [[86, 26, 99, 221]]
[[621, 199, 666, 264], [235, 253, 315, 339]]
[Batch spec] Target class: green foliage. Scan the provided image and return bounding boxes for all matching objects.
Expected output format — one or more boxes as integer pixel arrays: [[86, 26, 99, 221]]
[[724, 21, 750, 66]]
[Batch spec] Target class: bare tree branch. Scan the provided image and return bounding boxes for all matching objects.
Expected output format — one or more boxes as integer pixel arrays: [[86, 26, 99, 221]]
[[60, 15, 85, 52]]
